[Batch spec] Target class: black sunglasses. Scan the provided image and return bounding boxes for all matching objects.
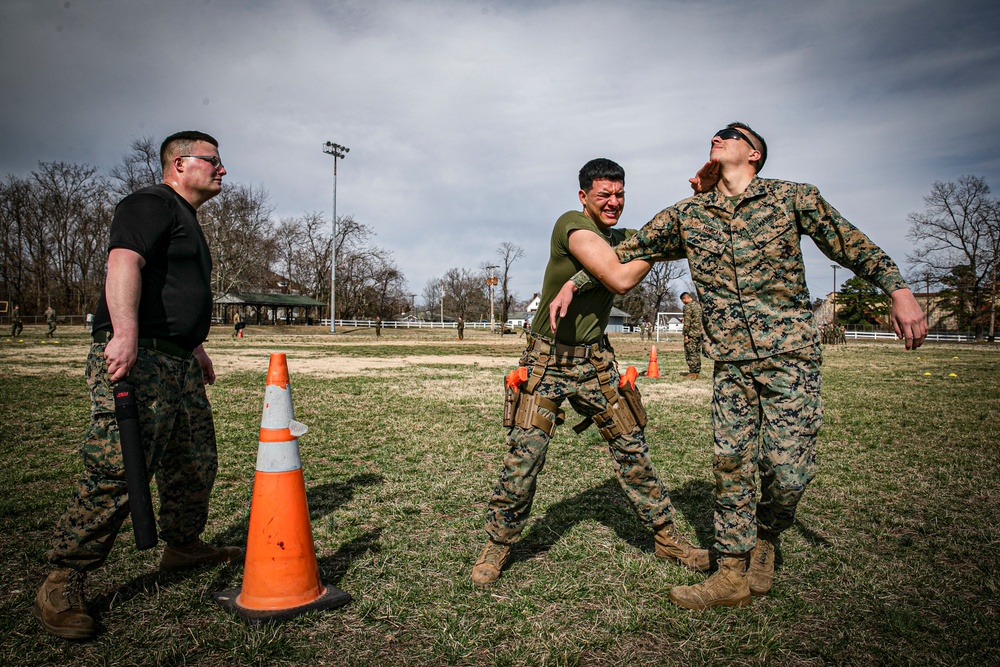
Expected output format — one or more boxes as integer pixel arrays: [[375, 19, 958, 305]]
[[714, 128, 757, 150]]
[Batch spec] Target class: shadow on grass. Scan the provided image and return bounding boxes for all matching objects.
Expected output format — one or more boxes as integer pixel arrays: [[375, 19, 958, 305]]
[[308, 473, 384, 521], [669, 479, 715, 546], [87, 473, 384, 623], [513, 477, 714, 565]]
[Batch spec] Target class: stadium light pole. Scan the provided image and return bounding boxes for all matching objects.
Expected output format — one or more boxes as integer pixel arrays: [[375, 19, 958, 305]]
[[486, 265, 498, 332], [831, 264, 838, 326], [323, 141, 349, 332]]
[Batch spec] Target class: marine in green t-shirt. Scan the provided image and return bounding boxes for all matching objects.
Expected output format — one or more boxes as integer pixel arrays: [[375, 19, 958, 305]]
[[531, 211, 634, 345], [471, 158, 708, 588]]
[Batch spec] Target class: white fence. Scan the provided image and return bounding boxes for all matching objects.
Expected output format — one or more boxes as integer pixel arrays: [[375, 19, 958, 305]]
[[318, 319, 505, 331], [844, 329, 976, 343]]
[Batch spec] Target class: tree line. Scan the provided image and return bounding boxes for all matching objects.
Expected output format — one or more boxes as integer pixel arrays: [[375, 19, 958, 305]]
[[824, 175, 999, 340], [1, 135, 710, 327], [0, 137, 507, 323], [906, 175, 1000, 340]]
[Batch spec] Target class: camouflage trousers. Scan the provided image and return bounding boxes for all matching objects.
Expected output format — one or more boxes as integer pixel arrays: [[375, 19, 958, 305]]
[[48, 343, 218, 572], [683, 336, 701, 373], [484, 346, 674, 545], [710, 345, 822, 555]]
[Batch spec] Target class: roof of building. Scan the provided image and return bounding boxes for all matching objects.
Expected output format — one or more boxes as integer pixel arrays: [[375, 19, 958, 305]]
[[215, 292, 326, 307]]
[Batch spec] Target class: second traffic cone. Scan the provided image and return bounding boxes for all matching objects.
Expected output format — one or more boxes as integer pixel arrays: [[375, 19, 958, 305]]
[[214, 353, 351, 624], [646, 345, 660, 378]]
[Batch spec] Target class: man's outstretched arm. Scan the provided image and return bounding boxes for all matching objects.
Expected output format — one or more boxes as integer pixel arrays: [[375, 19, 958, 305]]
[[545, 230, 652, 331]]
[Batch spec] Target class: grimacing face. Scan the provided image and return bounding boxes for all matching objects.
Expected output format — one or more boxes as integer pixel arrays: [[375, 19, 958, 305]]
[[579, 179, 624, 231]]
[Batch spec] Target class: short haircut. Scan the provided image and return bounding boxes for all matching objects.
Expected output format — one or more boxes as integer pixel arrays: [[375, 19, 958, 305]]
[[680, 292, 692, 300], [160, 131, 219, 171], [728, 122, 767, 173], [579, 158, 625, 191]]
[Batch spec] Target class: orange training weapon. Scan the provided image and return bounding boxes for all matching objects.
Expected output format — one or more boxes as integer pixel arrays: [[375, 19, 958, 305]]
[[505, 367, 529, 393]]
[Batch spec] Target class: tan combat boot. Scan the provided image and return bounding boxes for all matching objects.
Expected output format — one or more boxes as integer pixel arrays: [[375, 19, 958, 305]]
[[654, 522, 710, 572], [748, 535, 777, 596], [471, 540, 511, 586], [160, 539, 244, 572], [32, 568, 96, 640], [669, 555, 751, 610]]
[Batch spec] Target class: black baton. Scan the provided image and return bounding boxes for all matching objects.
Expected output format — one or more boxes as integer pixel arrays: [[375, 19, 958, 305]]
[[114, 381, 158, 550]]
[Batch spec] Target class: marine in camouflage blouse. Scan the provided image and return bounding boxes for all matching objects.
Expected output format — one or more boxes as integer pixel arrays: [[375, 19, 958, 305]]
[[576, 177, 909, 361]]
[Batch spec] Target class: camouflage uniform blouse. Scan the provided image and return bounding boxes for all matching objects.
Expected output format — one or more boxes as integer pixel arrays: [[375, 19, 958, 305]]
[[576, 178, 909, 361]]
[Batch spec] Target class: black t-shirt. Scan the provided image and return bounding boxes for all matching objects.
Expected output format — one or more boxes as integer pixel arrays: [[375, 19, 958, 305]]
[[93, 184, 213, 350]]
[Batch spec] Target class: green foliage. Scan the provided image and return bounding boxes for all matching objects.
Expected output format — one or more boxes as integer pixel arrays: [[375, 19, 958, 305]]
[[836, 276, 889, 327], [938, 264, 987, 331], [2, 329, 998, 665]]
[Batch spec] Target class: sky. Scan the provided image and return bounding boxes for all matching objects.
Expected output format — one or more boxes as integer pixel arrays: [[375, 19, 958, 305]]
[[2, 0, 999, 310]]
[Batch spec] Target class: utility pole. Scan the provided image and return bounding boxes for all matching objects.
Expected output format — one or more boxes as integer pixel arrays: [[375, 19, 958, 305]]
[[322, 141, 349, 332], [486, 265, 498, 332]]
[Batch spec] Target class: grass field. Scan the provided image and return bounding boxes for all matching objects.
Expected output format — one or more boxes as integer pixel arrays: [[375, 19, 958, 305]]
[[2, 325, 998, 666]]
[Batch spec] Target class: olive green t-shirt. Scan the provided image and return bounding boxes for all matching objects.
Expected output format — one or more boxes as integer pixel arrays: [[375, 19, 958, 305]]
[[532, 210, 634, 344]]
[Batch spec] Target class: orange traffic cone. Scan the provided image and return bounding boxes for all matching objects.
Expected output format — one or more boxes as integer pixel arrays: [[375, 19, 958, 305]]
[[645, 345, 660, 378], [214, 353, 350, 623]]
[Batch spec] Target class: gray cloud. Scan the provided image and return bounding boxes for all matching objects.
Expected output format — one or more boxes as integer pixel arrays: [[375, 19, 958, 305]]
[[3, 0, 999, 302]]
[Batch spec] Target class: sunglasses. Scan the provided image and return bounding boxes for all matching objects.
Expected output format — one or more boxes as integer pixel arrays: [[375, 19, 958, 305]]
[[713, 128, 757, 150], [180, 155, 225, 170]]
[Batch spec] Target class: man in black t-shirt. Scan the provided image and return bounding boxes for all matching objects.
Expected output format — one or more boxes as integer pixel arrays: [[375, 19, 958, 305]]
[[34, 131, 242, 641]]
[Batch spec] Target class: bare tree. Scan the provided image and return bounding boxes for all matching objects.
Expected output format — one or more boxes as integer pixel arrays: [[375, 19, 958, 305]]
[[0, 175, 33, 308], [422, 277, 443, 319], [332, 214, 407, 319], [199, 183, 276, 296], [907, 175, 997, 338], [31, 162, 111, 313], [273, 216, 306, 289], [440, 267, 488, 321], [495, 242, 524, 334], [645, 260, 687, 318], [109, 136, 161, 198], [300, 211, 333, 302], [616, 259, 687, 325]]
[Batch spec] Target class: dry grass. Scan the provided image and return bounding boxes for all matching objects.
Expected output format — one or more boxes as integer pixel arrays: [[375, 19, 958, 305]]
[[1, 325, 997, 666]]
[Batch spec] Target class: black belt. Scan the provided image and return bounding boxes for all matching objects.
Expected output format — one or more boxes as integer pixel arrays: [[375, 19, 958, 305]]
[[527, 333, 610, 359], [92, 330, 193, 359]]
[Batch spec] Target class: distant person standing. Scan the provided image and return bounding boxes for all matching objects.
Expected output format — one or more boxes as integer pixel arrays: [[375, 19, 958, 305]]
[[375, 315, 382, 338], [33, 131, 242, 640], [457, 316, 465, 340], [680, 293, 702, 379], [45, 305, 57, 338], [10, 305, 23, 336], [232, 311, 243, 338]]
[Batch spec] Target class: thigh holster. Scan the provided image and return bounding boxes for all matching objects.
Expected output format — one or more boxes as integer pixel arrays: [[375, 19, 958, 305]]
[[591, 380, 648, 441], [509, 389, 564, 436], [502, 363, 564, 437]]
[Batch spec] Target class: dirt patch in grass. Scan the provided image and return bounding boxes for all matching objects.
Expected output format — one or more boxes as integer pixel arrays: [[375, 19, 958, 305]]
[[2, 335, 514, 379]]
